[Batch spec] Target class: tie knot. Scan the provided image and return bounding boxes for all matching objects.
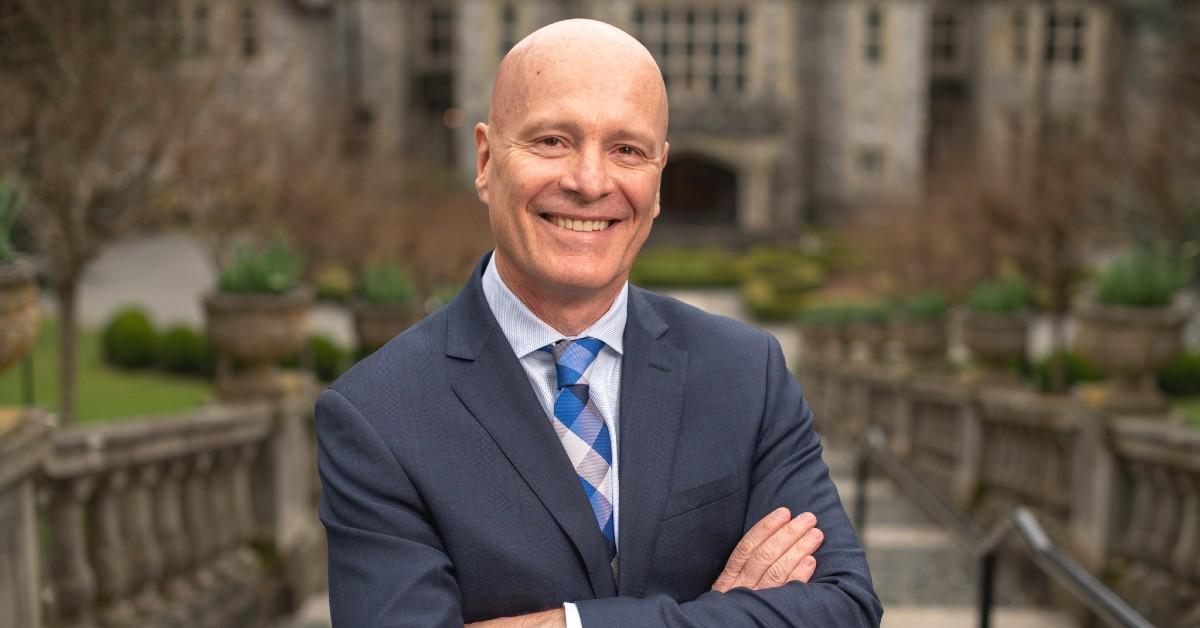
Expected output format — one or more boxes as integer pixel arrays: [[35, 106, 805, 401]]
[[544, 337, 604, 388]]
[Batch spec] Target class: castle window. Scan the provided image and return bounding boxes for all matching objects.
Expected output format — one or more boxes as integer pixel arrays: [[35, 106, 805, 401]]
[[930, 11, 956, 62], [632, 3, 749, 97], [500, 3, 518, 56], [1044, 9, 1085, 66], [428, 7, 455, 61], [240, 4, 258, 58], [1012, 9, 1027, 66], [192, 1, 210, 56], [865, 6, 884, 64]]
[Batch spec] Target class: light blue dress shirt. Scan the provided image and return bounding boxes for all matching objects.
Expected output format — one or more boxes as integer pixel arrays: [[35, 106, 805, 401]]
[[481, 255, 627, 628]]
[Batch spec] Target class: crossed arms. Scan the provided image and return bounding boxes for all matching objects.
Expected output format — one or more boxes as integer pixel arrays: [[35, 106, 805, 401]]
[[317, 335, 882, 627]]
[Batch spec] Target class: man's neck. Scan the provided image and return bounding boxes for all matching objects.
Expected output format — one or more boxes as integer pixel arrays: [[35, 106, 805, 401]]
[[493, 254, 622, 337]]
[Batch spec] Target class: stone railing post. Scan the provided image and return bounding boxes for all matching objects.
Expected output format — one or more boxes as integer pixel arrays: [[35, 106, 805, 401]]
[[0, 409, 55, 628], [954, 393, 983, 510], [249, 374, 327, 608], [1069, 409, 1119, 572]]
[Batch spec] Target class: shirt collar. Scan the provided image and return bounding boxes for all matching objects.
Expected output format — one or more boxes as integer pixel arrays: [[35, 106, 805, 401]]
[[482, 252, 628, 359]]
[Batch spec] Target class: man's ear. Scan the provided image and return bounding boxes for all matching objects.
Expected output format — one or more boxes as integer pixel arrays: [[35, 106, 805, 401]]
[[653, 141, 670, 219], [474, 122, 491, 205]]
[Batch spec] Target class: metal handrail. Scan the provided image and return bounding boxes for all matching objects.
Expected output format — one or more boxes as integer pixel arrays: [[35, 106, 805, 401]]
[[853, 425, 1155, 628]]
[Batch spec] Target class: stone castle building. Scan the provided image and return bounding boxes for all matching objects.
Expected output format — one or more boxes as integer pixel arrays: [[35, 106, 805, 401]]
[[181, 0, 1130, 237]]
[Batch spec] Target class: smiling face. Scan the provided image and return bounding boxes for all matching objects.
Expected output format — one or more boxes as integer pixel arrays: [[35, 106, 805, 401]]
[[474, 20, 669, 310]]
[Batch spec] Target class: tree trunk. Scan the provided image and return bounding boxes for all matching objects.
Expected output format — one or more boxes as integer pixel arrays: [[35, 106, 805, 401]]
[[55, 275, 78, 426]]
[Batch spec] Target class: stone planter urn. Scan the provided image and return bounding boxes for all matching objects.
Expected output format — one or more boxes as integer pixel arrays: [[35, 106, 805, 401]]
[[353, 300, 420, 354], [0, 257, 40, 375], [962, 310, 1028, 383], [1073, 297, 1190, 416], [895, 318, 948, 370], [204, 287, 312, 400]]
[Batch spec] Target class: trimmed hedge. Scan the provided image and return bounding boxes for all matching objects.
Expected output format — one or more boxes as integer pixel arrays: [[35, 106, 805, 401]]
[[101, 307, 161, 369], [1159, 352, 1200, 397], [630, 248, 740, 287], [160, 325, 212, 376]]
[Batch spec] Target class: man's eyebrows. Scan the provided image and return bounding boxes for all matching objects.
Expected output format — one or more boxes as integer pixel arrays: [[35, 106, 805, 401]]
[[517, 118, 657, 148]]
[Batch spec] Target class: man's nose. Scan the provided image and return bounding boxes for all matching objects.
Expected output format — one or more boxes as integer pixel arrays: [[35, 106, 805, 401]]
[[559, 146, 615, 202]]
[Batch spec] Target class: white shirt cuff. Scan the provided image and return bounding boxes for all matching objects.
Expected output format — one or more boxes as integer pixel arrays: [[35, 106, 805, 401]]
[[563, 602, 583, 628]]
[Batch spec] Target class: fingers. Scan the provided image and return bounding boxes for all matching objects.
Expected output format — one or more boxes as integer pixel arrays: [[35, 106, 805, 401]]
[[738, 512, 818, 587], [755, 524, 823, 588], [711, 507, 791, 592], [788, 555, 818, 584]]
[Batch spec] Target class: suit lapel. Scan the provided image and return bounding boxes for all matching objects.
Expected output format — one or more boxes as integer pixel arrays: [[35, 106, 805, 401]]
[[446, 254, 617, 598], [615, 289, 688, 596]]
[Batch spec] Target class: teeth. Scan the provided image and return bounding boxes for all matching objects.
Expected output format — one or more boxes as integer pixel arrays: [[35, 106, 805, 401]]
[[551, 216, 610, 232]]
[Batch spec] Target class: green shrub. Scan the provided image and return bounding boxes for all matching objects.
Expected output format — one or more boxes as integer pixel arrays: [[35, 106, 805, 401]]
[[360, 262, 417, 305], [309, 334, 346, 382], [1158, 352, 1200, 397], [1094, 248, 1191, 307], [967, 277, 1030, 313], [314, 265, 355, 303], [423, 284, 461, 314], [844, 303, 892, 324], [0, 177, 19, 263], [741, 277, 808, 322], [160, 325, 212, 376], [101, 307, 161, 369], [281, 334, 348, 382], [218, 240, 304, 294], [1021, 351, 1105, 393], [897, 291, 948, 321], [798, 303, 852, 325], [630, 247, 740, 287]]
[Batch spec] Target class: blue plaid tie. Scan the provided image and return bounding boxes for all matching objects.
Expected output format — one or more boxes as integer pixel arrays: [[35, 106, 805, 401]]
[[543, 337, 616, 562]]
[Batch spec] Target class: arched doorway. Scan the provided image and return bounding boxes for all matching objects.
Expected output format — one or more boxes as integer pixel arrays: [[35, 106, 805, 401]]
[[658, 154, 738, 227]]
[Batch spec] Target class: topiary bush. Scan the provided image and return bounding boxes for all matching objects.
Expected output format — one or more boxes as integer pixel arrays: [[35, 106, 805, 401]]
[[0, 177, 19, 264], [1094, 248, 1191, 307], [314, 265, 355, 303], [897, 291, 948, 321], [218, 240, 305, 294], [160, 325, 212, 377], [630, 247, 741, 287], [1158, 352, 1200, 397], [360, 262, 417, 305], [966, 277, 1031, 313], [282, 334, 348, 382], [1021, 351, 1106, 393], [309, 334, 346, 382], [102, 307, 161, 369]]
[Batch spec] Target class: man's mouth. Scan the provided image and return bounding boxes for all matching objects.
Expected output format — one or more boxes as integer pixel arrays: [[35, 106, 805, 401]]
[[541, 214, 615, 232]]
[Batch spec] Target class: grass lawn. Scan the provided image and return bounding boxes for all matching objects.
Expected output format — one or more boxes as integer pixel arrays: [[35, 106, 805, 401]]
[[1174, 397, 1200, 429], [0, 318, 212, 424]]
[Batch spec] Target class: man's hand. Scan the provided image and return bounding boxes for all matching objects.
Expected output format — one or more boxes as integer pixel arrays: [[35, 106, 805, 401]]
[[466, 608, 566, 628], [711, 507, 823, 593]]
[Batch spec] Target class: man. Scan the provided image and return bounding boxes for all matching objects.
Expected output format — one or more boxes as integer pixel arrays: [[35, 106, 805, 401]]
[[316, 19, 881, 627]]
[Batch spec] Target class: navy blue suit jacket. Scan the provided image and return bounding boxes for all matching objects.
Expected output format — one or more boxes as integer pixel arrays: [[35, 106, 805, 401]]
[[316, 253, 882, 626]]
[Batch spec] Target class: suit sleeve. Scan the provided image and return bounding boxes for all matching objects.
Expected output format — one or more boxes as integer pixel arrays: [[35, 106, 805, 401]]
[[574, 334, 883, 627], [316, 387, 465, 628]]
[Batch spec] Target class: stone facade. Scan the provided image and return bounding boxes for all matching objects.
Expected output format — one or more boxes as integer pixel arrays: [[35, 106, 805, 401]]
[[190, 0, 1138, 234]]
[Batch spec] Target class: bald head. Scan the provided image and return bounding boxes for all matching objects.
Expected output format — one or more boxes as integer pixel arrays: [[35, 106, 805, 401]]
[[489, 19, 668, 141]]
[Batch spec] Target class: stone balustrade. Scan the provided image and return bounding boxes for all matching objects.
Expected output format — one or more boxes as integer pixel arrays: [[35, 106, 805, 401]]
[[0, 383, 324, 628], [803, 352, 1200, 626]]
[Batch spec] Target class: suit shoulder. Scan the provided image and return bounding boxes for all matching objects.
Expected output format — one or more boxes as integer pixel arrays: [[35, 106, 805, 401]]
[[328, 306, 448, 401]]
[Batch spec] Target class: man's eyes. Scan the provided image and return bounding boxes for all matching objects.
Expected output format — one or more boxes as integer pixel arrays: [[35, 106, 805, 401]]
[[530, 137, 646, 158]]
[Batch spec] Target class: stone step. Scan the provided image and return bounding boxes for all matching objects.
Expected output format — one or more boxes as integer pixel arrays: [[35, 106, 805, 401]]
[[882, 605, 1077, 628]]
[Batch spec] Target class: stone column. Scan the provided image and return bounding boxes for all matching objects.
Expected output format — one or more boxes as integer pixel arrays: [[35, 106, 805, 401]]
[[0, 409, 55, 628], [250, 377, 326, 610]]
